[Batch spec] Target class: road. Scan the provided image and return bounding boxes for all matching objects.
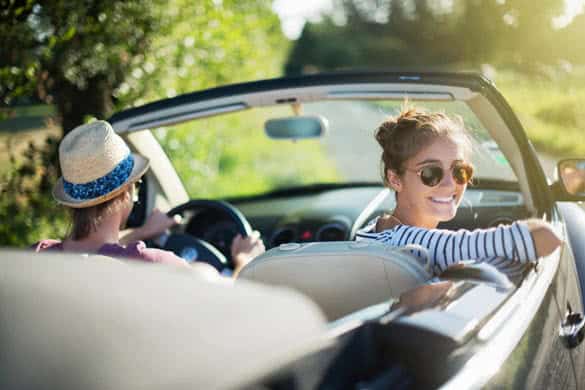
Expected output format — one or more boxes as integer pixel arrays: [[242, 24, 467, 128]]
[[306, 101, 384, 182]]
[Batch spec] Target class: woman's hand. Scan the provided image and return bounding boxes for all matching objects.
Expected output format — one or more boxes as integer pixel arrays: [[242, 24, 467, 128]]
[[231, 231, 265, 277], [392, 281, 453, 314], [525, 219, 562, 258]]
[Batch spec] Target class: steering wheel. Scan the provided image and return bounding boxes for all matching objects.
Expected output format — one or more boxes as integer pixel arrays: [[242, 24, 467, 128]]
[[162, 199, 253, 272]]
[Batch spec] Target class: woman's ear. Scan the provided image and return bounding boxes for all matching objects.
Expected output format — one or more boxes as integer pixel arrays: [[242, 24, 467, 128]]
[[387, 169, 403, 192]]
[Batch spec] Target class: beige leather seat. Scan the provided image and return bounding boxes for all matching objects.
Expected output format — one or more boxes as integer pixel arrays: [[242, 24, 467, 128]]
[[0, 250, 326, 390], [238, 241, 431, 321]]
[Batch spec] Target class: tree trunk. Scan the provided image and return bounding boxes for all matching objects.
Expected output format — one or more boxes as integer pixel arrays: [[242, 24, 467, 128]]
[[53, 76, 114, 136]]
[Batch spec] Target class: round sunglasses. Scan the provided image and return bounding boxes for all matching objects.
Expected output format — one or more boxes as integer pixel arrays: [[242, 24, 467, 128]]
[[407, 162, 474, 187]]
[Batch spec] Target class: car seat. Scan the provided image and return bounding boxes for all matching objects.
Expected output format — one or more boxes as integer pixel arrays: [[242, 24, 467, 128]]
[[238, 241, 431, 321]]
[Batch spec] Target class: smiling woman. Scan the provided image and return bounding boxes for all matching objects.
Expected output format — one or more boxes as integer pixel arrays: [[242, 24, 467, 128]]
[[356, 107, 561, 282], [375, 108, 473, 228]]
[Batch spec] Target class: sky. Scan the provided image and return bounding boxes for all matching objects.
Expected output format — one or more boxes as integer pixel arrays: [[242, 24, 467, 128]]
[[273, 0, 585, 40], [272, 0, 334, 39]]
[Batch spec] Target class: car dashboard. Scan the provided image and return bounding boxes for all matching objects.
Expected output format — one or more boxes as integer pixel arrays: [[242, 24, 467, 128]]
[[182, 182, 530, 252]]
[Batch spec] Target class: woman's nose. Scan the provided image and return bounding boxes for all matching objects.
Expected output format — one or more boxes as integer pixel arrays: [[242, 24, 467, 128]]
[[439, 169, 456, 187]]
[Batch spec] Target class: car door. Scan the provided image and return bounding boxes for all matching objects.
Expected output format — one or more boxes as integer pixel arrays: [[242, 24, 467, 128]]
[[554, 204, 585, 388], [475, 202, 585, 390]]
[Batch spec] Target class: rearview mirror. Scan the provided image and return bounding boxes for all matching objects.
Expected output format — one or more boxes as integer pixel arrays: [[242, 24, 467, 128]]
[[265, 116, 328, 140], [557, 159, 585, 198]]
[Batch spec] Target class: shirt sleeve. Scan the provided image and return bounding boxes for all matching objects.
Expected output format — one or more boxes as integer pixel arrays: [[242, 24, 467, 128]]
[[381, 221, 538, 273]]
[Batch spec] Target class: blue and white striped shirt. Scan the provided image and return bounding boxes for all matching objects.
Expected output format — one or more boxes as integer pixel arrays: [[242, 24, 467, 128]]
[[356, 219, 537, 279]]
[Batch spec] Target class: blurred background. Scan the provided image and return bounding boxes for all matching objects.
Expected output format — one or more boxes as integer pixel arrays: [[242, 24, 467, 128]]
[[1, 0, 584, 246]]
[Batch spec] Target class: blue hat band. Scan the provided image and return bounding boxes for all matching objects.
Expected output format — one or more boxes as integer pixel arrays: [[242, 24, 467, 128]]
[[63, 154, 135, 200]]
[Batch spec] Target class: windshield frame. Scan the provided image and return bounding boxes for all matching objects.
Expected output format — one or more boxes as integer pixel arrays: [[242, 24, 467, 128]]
[[110, 71, 548, 214]]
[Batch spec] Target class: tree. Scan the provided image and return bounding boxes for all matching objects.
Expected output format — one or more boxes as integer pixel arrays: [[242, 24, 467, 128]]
[[455, 0, 507, 65], [1, 0, 164, 133], [499, 0, 565, 65], [0, 0, 286, 246], [0, 0, 286, 135], [284, 0, 572, 74]]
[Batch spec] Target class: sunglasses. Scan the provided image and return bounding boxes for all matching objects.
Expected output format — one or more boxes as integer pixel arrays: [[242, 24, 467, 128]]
[[408, 162, 474, 187]]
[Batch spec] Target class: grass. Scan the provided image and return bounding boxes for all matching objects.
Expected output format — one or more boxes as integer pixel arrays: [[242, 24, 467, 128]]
[[494, 69, 585, 158]]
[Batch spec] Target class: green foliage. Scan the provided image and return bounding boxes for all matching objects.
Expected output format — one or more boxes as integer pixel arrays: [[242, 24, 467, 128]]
[[0, 136, 68, 246], [121, 0, 286, 105], [1, 0, 287, 135], [157, 109, 339, 199], [495, 69, 585, 157], [1, 0, 285, 131], [0, 0, 288, 246], [1, 0, 166, 132], [285, 0, 570, 74]]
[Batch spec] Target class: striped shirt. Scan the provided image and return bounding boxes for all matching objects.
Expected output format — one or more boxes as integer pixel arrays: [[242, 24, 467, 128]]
[[356, 219, 537, 280]]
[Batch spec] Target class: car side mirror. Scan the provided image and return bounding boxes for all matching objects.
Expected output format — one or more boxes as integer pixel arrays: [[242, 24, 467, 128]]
[[553, 159, 585, 201]]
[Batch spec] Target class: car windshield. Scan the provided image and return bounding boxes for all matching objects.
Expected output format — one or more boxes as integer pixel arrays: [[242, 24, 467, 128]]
[[155, 99, 517, 199]]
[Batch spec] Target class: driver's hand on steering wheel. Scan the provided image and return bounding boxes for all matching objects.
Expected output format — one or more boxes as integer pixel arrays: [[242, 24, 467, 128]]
[[121, 209, 181, 245], [141, 208, 181, 238], [231, 231, 265, 277]]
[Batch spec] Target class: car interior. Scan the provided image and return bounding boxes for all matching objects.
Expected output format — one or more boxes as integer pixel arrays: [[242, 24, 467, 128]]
[[102, 76, 569, 387], [120, 82, 536, 289], [7, 75, 579, 389]]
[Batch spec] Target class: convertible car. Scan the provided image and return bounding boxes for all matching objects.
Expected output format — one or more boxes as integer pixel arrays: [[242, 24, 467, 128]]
[[3, 72, 585, 389]]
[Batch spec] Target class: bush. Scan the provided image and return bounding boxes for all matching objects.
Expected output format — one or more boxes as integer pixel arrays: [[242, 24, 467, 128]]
[[535, 100, 581, 128], [0, 136, 68, 246]]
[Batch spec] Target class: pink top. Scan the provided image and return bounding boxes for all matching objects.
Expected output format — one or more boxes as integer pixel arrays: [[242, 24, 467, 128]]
[[32, 239, 188, 267]]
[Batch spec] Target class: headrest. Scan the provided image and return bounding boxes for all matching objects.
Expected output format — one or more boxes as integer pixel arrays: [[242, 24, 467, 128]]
[[238, 241, 431, 320]]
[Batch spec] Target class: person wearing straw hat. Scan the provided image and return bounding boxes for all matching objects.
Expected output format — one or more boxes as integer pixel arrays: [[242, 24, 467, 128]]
[[32, 120, 264, 276]]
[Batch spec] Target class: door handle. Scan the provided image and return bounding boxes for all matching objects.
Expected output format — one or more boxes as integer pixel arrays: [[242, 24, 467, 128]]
[[560, 307, 585, 349]]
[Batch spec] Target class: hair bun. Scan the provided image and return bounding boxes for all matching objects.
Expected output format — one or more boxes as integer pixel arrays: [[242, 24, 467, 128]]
[[375, 108, 420, 148], [375, 119, 397, 148]]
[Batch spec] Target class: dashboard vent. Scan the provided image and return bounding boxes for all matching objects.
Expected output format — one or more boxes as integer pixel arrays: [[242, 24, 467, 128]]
[[270, 227, 296, 248], [488, 217, 514, 228], [316, 223, 348, 242]]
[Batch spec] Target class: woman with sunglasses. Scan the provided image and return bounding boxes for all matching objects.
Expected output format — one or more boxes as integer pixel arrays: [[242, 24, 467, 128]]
[[32, 120, 264, 278], [356, 108, 561, 281]]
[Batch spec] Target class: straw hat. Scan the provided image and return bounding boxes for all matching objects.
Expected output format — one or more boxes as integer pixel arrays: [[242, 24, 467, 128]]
[[53, 120, 149, 208]]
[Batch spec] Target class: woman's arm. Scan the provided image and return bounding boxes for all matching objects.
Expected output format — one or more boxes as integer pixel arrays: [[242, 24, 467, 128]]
[[379, 220, 561, 272]]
